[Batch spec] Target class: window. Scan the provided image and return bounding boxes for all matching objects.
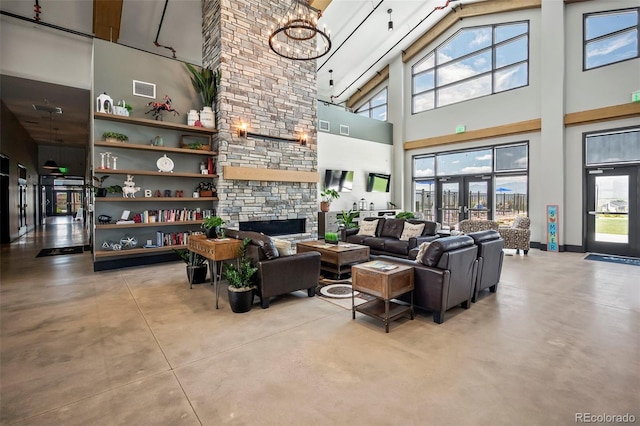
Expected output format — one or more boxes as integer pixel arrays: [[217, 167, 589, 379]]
[[584, 8, 639, 70], [355, 88, 388, 121], [412, 21, 529, 113], [585, 128, 640, 166]]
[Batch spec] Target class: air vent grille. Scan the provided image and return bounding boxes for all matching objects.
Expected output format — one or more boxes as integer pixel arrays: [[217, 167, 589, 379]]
[[340, 125, 350, 136], [133, 80, 156, 98], [319, 120, 330, 132]]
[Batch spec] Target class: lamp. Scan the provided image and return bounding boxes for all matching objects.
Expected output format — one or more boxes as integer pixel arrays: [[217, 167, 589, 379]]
[[42, 112, 59, 169], [329, 69, 334, 87], [387, 9, 393, 31], [269, 0, 331, 60]]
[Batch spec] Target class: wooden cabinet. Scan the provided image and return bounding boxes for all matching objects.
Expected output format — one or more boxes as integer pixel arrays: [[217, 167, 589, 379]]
[[92, 113, 217, 268]]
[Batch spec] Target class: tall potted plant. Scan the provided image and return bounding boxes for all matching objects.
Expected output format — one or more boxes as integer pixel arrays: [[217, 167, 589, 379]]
[[223, 238, 258, 313], [185, 63, 222, 120], [320, 188, 339, 212]]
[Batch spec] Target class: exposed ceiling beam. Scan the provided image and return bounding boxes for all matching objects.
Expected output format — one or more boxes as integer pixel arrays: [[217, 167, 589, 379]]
[[346, 65, 389, 109], [93, 0, 123, 42]]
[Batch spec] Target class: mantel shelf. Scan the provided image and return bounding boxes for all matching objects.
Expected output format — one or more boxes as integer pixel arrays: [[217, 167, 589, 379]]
[[95, 112, 217, 134], [96, 220, 203, 229], [95, 141, 217, 156], [93, 169, 218, 178], [95, 197, 218, 202]]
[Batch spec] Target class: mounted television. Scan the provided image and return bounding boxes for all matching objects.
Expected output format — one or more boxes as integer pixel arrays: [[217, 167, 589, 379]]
[[324, 169, 354, 192], [366, 172, 391, 193]]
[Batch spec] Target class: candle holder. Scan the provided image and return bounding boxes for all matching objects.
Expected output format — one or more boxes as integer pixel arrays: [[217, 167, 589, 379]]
[[105, 152, 112, 169], [99, 152, 106, 169], [112, 156, 118, 170]]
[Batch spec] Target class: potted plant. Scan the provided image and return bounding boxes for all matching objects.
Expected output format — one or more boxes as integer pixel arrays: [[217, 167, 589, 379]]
[[337, 209, 359, 229], [106, 184, 123, 195], [87, 175, 109, 197], [223, 238, 258, 313], [320, 188, 339, 212], [201, 215, 225, 239], [102, 131, 128, 143], [396, 211, 416, 220], [185, 63, 222, 114], [173, 249, 208, 286]]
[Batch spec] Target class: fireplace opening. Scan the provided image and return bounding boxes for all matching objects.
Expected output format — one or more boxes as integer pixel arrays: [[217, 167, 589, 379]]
[[239, 218, 306, 236]]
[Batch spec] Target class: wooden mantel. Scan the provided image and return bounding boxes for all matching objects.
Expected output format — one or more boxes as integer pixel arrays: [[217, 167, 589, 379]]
[[223, 166, 319, 183]]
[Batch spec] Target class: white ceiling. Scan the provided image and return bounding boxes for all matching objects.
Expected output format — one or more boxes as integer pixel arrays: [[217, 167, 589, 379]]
[[0, 0, 473, 151]]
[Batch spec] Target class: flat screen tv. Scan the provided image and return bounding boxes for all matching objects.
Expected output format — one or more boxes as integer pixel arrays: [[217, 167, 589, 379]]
[[324, 169, 354, 192], [366, 172, 391, 192]]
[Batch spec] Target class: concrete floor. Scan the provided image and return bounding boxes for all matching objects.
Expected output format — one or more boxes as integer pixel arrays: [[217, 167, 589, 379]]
[[1, 217, 639, 425]]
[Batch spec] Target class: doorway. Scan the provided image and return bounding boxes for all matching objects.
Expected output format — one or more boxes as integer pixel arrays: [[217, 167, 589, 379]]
[[437, 176, 493, 228], [586, 166, 639, 257]]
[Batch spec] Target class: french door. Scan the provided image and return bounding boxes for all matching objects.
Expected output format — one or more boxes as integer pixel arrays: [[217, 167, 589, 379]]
[[438, 176, 493, 227], [586, 166, 639, 257], [52, 190, 82, 216]]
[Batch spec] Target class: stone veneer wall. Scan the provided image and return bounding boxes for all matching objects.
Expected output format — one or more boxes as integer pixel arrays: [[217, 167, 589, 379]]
[[202, 0, 318, 236]]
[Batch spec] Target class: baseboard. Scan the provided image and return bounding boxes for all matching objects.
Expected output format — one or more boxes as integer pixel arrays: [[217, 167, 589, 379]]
[[93, 252, 180, 271], [531, 241, 584, 253]]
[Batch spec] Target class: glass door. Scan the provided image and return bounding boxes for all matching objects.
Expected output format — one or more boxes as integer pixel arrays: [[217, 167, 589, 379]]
[[586, 167, 639, 257], [438, 176, 492, 227]]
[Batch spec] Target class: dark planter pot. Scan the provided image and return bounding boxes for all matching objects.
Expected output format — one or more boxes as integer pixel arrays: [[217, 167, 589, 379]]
[[204, 227, 218, 239], [227, 287, 254, 313], [186, 264, 208, 284], [96, 188, 108, 197]]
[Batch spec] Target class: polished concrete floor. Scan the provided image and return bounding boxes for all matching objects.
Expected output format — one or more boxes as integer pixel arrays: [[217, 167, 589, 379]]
[[1, 217, 639, 425]]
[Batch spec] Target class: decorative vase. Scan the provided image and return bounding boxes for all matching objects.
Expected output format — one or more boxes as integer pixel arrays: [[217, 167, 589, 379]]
[[227, 287, 254, 313], [187, 109, 199, 126], [320, 201, 330, 212], [200, 106, 214, 129]]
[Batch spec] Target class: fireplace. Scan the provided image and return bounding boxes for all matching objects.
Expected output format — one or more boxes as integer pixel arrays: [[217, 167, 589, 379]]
[[239, 219, 306, 236]]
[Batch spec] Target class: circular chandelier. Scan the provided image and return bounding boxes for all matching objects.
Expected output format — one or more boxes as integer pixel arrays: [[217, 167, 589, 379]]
[[269, 0, 331, 61]]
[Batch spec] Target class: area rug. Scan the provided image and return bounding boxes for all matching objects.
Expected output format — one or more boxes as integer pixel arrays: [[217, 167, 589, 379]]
[[316, 278, 376, 310], [584, 253, 640, 267], [36, 246, 85, 258]]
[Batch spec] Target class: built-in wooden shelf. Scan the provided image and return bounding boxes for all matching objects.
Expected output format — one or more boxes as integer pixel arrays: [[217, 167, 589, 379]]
[[95, 197, 218, 202], [96, 220, 203, 229], [95, 141, 217, 156], [95, 245, 187, 258], [93, 169, 218, 178], [95, 112, 217, 134]]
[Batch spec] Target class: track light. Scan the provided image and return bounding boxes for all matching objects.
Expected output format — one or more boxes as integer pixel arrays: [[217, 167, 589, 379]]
[[329, 69, 334, 87], [387, 9, 393, 32]]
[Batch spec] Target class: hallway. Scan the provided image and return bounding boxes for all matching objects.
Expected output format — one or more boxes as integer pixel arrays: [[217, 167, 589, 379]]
[[0, 220, 639, 425]]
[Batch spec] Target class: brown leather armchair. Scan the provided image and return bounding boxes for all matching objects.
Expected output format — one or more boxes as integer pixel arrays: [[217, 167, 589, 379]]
[[467, 230, 504, 302], [379, 235, 478, 324], [225, 230, 321, 309]]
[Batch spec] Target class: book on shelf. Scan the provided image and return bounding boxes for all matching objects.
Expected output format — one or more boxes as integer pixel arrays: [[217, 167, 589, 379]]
[[116, 220, 135, 225], [366, 261, 398, 271]]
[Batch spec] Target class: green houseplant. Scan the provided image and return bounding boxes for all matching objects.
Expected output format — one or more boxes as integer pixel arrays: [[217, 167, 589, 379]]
[[320, 188, 339, 212], [86, 175, 109, 197], [396, 211, 416, 220], [223, 238, 258, 313], [201, 215, 225, 239], [102, 131, 128, 142], [337, 209, 359, 229], [173, 249, 208, 286], [185, 63, 222, 112]]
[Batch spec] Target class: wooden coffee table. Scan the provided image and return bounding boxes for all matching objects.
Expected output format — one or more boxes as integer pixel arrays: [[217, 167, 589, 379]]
[[351, 261, 414, 333], [296, 240, 369, 279]]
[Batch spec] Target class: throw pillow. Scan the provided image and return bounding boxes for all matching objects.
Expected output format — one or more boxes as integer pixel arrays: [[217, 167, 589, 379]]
[[399, 222, 425, 241], [357, 219, 379, 237], [272, 238, 294, 256], [415, 242, 431, 265]]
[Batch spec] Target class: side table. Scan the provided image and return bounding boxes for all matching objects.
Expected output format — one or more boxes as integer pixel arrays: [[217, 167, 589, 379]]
[[187, 235, 242, 308], [351, 261, 414, 333]]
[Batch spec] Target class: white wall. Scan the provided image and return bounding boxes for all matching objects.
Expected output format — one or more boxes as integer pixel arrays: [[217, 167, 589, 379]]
[[318, 132, 394, 213]]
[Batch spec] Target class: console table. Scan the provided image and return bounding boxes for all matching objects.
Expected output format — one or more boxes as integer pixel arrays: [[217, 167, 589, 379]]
[[187, 235, 242, 308], [351, 261, 414, 333]]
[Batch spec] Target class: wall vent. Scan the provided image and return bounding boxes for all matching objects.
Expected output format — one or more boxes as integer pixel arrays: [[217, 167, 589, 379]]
[[319, 120, 330, 132], [340, 124, 350, 136], [133, 80, 156, 98]]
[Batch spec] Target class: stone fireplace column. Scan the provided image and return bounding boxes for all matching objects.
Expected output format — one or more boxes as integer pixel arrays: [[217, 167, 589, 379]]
[[202, 0, 319, 236]]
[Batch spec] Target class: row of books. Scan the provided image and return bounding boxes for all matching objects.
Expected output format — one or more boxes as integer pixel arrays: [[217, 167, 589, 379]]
[[156, 231, 191, 247], [132, 209, 208, 224]]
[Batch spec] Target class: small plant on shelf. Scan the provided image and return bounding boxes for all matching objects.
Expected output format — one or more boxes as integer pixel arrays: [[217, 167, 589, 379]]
[[103, 132, 128, 143], [86, 175, 109, 197]]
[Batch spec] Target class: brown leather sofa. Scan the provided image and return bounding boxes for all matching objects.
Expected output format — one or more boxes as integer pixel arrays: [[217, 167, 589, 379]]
[[379, 235, 478, 324], [225, 229, 321, 309], [344, 217, 439, 258], [467, 230, 504, 302]]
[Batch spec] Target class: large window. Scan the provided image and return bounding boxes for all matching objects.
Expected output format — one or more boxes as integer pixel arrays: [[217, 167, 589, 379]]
[[584, 8, 639, 70], [412, 21, 529, 114], [355, 88, 388, 121]]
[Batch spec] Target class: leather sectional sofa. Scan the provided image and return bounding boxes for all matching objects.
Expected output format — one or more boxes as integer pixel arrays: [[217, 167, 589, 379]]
[[344, 217, 440, 258]]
